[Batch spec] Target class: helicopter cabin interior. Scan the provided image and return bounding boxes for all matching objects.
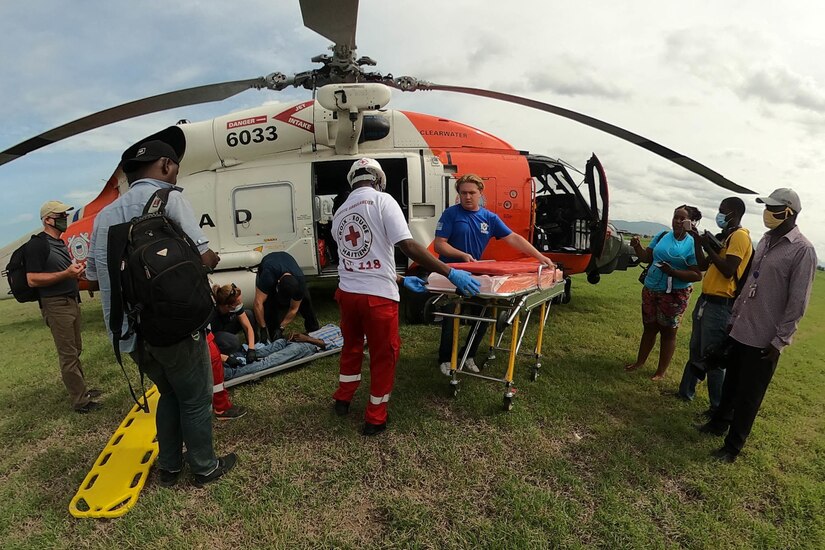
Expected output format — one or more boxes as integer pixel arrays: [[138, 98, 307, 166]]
[[312, 158, 410, 275], [527, 155, 596, 257]]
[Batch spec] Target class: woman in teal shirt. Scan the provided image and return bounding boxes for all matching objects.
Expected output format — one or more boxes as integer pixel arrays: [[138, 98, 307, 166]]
[[626, 205, 703, 380]]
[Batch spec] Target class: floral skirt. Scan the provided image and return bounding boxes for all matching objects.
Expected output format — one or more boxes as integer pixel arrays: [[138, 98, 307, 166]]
[[641, 286, 692, 328]]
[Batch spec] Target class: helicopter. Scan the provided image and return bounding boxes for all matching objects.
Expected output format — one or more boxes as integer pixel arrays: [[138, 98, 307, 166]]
[[0, 0, 754, 319]]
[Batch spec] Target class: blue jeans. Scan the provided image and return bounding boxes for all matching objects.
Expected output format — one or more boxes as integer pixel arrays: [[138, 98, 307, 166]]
[[224, 339, 317, 380], [136, 332, 217, 476], [678, 296, 732, 410]]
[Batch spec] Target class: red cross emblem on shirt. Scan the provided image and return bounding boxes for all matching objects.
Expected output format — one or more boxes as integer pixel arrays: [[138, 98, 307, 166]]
[[345, 225, 361, 247]]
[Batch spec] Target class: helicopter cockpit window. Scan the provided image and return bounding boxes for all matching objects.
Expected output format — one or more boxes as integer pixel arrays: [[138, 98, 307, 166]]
[[232, 183, 295, 239]]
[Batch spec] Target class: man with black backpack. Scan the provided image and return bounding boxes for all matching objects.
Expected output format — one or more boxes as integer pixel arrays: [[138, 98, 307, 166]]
[[677, 197, 753, 416], [26, 200, 101, 412], [86, 135, 236, 488]]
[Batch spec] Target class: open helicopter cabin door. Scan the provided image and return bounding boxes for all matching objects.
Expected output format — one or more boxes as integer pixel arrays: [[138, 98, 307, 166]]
[[312, 158, 410, 274], [215, 162, 317, 275], [528, 155, 603, 274]]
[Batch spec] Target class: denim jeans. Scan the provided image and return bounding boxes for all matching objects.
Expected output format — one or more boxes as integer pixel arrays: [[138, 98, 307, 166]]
[[678, 296, 732, 409], [136, 332, 218, 476], [223, 339, 317, 380]]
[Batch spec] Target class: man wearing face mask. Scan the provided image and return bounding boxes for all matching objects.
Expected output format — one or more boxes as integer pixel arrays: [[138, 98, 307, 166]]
[[698, 188, 816, 463], [677, 197, 753, 415], [26, 201, 101, 412]]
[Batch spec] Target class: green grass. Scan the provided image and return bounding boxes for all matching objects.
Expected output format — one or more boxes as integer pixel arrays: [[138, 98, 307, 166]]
[[0, 270, 823, 549]]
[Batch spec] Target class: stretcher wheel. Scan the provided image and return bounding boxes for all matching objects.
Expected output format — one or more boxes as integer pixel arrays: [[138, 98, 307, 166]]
[[530, 368, 539, 382], [449, 383, 459, 398], [502, 395, 514, 411]]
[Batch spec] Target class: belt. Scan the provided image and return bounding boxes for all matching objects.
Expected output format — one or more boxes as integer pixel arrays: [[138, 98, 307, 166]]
[[703, 294, 735, 306], [40, 293, 78, 301]]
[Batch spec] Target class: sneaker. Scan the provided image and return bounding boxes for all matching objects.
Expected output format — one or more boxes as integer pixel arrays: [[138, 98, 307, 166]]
[[158, 468, 182, 488], [464, 358, 480, 373], [192, 453, 237, 488], [696, 421, 727, 436], [334, 400, 350, 416], [85, 389, 103, 399], [215, 405, 247, 421], [75, 401, 103, 413], [439, 362, 452, 376], [362, 422, 387, 436]]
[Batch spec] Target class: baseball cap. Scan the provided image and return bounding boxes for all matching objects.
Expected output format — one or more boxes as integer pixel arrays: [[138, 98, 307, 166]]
[[121, 139, 182, 173], [40, 200, 74, 219], [756, 188, 802, 213]]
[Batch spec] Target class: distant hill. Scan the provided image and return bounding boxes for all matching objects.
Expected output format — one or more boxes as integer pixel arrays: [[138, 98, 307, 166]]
[[611, 220, 670, 237]]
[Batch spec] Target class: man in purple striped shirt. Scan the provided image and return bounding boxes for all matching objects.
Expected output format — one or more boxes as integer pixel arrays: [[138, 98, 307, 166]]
[[699, 188, 817, 462]]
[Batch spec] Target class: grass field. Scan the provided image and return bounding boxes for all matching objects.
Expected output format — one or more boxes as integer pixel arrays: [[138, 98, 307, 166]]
[[0, 268, 822, 549]]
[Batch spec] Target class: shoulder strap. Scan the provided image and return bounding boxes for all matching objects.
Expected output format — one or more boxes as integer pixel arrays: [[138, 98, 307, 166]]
[[106, 221, 149, 412], [142, 187, 175, 216], [727, 228, 753, 296]]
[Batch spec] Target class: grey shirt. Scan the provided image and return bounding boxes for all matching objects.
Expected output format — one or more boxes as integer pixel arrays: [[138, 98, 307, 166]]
[[85, 178, 209, 352], [729, 226, 817, 351], [25, 232, 79, 298]]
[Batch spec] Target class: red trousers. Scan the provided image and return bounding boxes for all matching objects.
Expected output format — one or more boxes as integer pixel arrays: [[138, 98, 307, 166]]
[[207, 332, 232, 413], [333, 289, 400, 425]]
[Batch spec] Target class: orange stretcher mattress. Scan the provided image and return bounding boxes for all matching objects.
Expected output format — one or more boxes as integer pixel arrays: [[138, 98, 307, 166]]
[[427, 261, 564, 295], [439, 260, 548, 275]]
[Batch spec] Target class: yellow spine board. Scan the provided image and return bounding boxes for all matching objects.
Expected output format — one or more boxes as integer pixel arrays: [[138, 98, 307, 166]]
[[69, 386, 160, 519]]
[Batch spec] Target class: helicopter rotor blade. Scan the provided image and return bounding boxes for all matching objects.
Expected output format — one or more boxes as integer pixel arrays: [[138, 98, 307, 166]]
[[394, 80, 754, 195], [299, 0, 359, 49], [0, 77, 272, 167]]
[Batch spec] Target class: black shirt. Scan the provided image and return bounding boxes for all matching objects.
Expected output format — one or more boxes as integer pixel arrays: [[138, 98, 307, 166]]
[[255, 252, 306, 300]]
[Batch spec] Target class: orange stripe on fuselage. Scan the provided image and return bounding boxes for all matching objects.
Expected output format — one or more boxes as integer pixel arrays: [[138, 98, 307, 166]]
[[404, 111, 533, 262]]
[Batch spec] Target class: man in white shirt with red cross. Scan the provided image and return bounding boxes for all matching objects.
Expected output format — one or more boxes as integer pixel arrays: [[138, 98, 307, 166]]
[[331, 158, 481, 436]]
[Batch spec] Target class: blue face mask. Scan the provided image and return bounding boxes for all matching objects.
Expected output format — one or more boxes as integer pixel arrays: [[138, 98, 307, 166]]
[[715, 212, 729, 229]]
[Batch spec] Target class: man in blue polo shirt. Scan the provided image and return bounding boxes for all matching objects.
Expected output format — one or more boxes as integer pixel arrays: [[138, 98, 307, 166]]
[[435, 174, 554, 375]]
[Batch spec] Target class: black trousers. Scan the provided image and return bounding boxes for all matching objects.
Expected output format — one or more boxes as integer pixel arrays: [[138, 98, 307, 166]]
[[710, 340, 779, 455], [264, 288, 320, 333]]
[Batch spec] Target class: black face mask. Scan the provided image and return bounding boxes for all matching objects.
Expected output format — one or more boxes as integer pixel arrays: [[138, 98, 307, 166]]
[[52, 217, 68, 233]]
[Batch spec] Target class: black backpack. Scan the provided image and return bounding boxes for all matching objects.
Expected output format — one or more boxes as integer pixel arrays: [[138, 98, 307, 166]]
[[107, 188, 214, 409], [2, 234, 45, 303]]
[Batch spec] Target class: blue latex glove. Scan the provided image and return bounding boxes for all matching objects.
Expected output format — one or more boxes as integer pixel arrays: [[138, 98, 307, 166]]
[[447, 268, 481, 297], [402, 276, 428, 294]]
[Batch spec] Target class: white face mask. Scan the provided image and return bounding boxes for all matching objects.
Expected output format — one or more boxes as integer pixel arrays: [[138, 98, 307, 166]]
[[231, 303, 244, 313]]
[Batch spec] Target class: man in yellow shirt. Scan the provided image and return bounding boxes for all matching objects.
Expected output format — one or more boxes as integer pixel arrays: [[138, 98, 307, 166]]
[[677, 197, 753, 415]]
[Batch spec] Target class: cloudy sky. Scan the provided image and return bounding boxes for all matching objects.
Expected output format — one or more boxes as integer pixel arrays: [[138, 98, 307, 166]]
[[0, 0, 822, 261]]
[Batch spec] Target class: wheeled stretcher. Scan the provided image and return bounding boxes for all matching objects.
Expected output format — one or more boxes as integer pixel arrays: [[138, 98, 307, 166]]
[[427, 261, 565, 410]]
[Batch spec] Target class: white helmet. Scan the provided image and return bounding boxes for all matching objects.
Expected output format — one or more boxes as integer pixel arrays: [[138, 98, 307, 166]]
[[347, 157, 386, 191]]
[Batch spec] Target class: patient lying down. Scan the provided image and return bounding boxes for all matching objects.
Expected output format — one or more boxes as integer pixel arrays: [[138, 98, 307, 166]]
[[223, 324, 343, 381]]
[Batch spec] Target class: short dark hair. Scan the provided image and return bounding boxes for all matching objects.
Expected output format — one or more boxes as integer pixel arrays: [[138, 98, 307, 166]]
[[721, 197, 746, 219], [276, 276, 302, 305]]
